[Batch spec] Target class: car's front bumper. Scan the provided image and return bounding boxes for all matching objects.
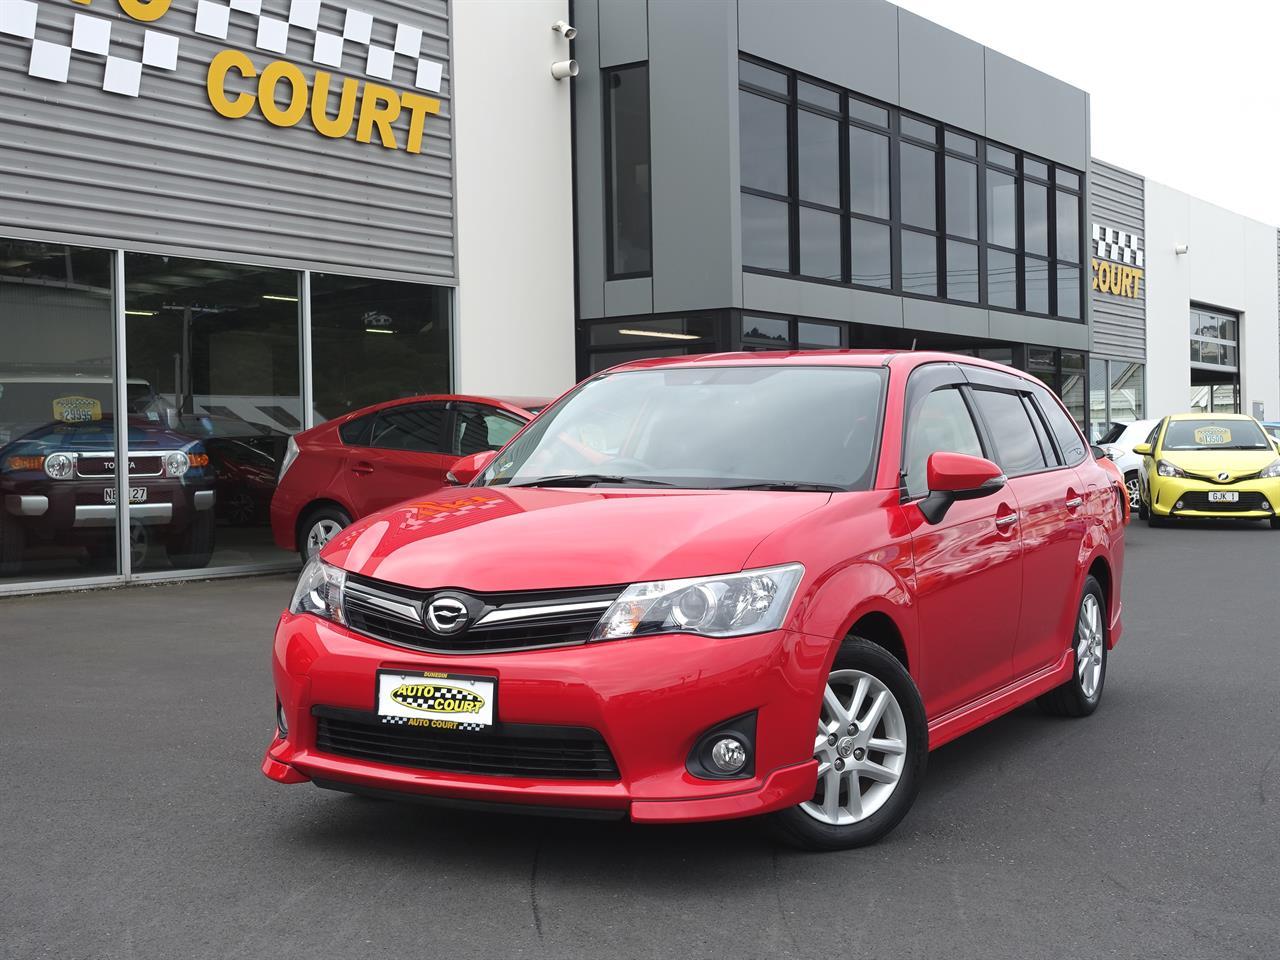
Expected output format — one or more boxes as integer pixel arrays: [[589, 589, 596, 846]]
[[1149, 475, 1280, 518], [2, 477, 215, 535], [262, 612, 828, 822]]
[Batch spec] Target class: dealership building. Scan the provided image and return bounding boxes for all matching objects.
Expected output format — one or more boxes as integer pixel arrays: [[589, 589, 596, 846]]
[[1, 0, 1277, 596]]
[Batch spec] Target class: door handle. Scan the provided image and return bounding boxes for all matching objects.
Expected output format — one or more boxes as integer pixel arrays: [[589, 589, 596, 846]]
[[994, 512, 1019, 528], [351, 461, 375, 476], [1065, 496, 1083, 509]]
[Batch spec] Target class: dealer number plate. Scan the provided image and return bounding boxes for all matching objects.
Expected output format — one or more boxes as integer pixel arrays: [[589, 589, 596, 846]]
[[376, 670, 495, 731], [104, 486, 148, 504], [1208, 491, 1239, 503]]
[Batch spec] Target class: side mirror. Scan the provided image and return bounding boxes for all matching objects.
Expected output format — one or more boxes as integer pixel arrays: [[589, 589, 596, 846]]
[[919, 452, 1006, 525], [1091, 444, 1111, 460], [1132, 442, 1153, 457], [446, 450, 497, 485]]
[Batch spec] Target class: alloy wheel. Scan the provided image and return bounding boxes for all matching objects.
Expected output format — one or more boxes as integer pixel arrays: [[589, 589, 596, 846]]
[[1125, 476, 1141, 510], [800, 669, 908, 826], [305, 519, 344, 558], [1077, 593, 1105, 699]]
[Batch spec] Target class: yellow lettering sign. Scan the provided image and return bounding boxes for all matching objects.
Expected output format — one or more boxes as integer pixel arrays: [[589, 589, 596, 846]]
[[205, 51, 440, 154], [117, 0, 172, 22], [1091, 258, 1143, 299]]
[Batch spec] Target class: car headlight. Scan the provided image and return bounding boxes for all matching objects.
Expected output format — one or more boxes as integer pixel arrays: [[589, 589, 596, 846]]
[[591, 563, 804, 641], [44, 452, 75, 480], [1156, 459, 1185, 478], [1261, 459, 1280, 479], [164, 451, 190, 478], [289, 557, 346, 623]]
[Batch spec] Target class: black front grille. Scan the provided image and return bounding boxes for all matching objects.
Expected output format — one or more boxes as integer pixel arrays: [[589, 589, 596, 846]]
[[342, 573, 621, 654], [313, 707, 620, 780], [1175, 491, 1271, 513]]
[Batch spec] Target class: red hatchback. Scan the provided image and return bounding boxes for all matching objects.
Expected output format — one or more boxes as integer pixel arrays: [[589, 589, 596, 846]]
[[270, 395, 547, 562], [264, 352, 1126, 850]]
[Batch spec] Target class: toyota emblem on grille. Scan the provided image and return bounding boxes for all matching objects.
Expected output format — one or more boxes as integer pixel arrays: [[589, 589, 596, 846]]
[[426, 596, 470, 634], [1217, 471, 1230, 482]]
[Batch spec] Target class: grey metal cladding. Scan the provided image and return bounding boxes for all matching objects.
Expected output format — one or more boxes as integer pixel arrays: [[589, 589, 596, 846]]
[[1089, 158, 1145, 362], [738, 0, 899, 104], [599, 0, 647, 68], [0, 0, 453, 281], [985, 49, 1087, 168], [897, 9, 983, 132]]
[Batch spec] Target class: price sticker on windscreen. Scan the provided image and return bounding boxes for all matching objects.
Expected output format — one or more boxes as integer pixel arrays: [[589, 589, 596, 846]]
[[1193, 427, 1231, 445], [52, 396, 103, 423]]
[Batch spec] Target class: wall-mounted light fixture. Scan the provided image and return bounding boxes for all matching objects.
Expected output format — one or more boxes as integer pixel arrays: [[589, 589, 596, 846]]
[[552, 20, 577, 40], [1174, 244, 1189, 255], [551, 59, 579, 81]]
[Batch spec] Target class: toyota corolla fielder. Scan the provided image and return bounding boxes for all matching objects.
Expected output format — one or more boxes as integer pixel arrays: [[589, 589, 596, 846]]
[[264, 351, 1126, 850]]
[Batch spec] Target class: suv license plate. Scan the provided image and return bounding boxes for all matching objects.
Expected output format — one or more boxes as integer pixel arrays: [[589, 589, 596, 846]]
[[377, 671, 495, 731], [104, 486, 148, 504], [1207, 491, 1238, 503]]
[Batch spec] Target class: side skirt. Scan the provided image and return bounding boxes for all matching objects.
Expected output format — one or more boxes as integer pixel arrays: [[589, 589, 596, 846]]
[[926, 649, 1073, 751]]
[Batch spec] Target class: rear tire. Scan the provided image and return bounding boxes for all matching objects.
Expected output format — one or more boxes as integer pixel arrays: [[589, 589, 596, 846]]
[[1038, 575, 1107, 718], [1124, 472, 1141, 513], [770, 639, 927, 851], [167, 510, 215, 569], [298, 505, 351, 563]]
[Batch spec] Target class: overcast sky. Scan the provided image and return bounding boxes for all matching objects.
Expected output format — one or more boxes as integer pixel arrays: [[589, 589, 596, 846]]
[[891, 0, 1280, 226]]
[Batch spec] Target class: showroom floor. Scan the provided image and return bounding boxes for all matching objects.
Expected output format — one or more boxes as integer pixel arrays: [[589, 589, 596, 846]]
[[2, 521, 1278, 960]]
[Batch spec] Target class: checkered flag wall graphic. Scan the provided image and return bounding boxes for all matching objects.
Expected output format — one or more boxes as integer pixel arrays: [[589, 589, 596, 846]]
[[0, 0, 443, 99], [1092, 224, 1145, 268]]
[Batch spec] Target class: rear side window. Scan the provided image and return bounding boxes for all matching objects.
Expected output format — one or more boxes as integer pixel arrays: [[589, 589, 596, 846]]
[[971, 388, 1048, 476], [371, 404, 448, 453], [903, 386, 984, 499], [338, 414, 374, 446], [454, 403, 524, 455], [1033, 385, 1087, 464]]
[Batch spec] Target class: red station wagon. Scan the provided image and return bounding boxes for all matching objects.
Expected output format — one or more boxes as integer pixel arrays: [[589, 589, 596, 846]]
[[270, 395, 547, 562], [263, 352, 1126, 850]]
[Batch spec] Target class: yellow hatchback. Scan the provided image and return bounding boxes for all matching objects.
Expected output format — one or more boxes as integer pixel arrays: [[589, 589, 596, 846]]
[[1133, 413, 1280, 528]]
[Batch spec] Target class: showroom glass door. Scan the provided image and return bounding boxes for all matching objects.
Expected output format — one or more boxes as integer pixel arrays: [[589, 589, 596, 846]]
[[0, 239, 121, 587], [123, 253, 300, 574]]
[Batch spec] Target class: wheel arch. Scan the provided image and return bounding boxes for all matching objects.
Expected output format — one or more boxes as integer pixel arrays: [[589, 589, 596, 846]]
[[847, 610, 909, 673], [1085, 553, 1115, 647], [295, 497, 355, 548]]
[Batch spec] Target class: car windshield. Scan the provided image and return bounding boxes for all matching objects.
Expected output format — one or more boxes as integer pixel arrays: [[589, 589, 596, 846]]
[[1163, 418, 1272, 451], [480, 365, 886, 490], [1097, 422, 1127, 445]]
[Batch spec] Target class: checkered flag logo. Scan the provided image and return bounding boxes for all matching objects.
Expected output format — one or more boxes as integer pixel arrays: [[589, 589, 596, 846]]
[[0, 0, 444, 99], [1092, 223, 1145, 268]]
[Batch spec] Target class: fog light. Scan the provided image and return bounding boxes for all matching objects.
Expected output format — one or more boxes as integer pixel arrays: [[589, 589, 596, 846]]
[[276, 699, 288, 738], [1174, 500, 1184, 510], [710, 737, 747, 774]]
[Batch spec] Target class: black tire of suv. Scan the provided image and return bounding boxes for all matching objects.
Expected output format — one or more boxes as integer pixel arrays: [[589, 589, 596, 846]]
[[1037, 575, 1108, 718], [167, 510, 215, 569], [769, 638, 928, 852], [0, 511, 24, 576]]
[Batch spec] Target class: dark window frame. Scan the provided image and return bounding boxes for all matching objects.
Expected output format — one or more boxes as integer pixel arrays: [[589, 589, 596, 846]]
[[603, 62, 653, 281], [736, 55, 1087, 321]]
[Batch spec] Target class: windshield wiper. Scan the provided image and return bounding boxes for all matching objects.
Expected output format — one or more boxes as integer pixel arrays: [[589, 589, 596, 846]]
[[508, 473, 678, 488], [718, 480, 846, 492]]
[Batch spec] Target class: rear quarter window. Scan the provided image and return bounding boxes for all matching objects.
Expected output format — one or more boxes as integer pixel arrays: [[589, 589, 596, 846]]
[[338, 414, 374, 446], [1032, 385, 1087, 464]]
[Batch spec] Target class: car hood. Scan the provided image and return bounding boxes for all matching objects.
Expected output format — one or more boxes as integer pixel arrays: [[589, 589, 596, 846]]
[[322, 485, 832, 592], [1161, 448, 1279, 479]]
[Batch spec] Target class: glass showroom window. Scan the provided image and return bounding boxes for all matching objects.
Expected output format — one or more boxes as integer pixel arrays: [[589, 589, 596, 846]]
[[942, 130, 980, 303], [741, 314, 847, 350], [796, 79, 843, 281], [1108, 361, 1145, 423], [899, 117, 939, 297], [584, 313, 723, 374], [848, 99, 892, 288], [985, 144, 1019, 310], [1054, 167, 1083, 319], [605, 64, 652, 278], [739, 60, 792, 273], [1, 239, 120, 587], [310, 274, 451, 421], [124, 253, 300, 573]]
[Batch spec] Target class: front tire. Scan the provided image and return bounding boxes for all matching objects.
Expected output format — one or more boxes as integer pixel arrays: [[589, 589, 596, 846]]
[[167, 510, 215, 569], [1038, 575, 1107, 717], [1124, 472, 1141, 513], [770, 639, 927, 851]]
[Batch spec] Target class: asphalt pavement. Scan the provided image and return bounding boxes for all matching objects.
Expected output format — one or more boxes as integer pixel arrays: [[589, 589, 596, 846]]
[[2, 518, 1278, 960]]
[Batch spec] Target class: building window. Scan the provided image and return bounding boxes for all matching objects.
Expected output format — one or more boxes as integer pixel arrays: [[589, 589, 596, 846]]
[[605, 64, 652, 278], [737, 56, 1086, 317], [741, 313, 849, 351], [583, 313, 723, 374], [1189, 306, 1240, 413], [1109, 361, 1145, 422], [310, 274, 451, 422]]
